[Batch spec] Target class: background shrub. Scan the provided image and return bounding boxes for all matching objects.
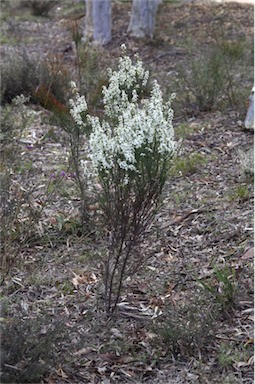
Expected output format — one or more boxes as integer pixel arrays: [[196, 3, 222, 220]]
[[154, 292, 217, 358], [173, 37, 252, 116], [1, 52, 71, 107], [23, 0, 59, 17], [0, 96, 38, 274], [1, 52, 38, 104], [1, 313, 67, 383]]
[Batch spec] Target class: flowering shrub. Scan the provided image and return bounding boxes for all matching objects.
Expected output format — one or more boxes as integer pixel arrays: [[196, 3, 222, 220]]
[[69, 81, 88, 128], [69, 46, 178, 314]]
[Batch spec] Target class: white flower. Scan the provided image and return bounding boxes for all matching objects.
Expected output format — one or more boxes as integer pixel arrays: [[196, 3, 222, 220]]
[[12, 94, 30, 106], [69, 93, 87, 127], [70, 81, 78, 90], [102, 53, 149, 120]]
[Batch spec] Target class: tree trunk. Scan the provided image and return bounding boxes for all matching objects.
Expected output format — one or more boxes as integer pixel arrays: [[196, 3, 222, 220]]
[[84, 0, 112, 45], [244, 87, 254, 129], [84, 0, 93, 42], [128, 0, 162, 39]]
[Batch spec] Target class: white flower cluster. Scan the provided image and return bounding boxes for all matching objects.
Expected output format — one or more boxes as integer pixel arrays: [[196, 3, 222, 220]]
[[69, 81, 87, 127], [89, 78, 177, 177], [103, 45, 149, 120], [12, 94, 30, 106], [69, 49, 177, 182]]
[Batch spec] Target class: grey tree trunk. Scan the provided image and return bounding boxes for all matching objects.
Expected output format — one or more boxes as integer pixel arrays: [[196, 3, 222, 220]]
[[244, 87, 254, 129], [84, 0, 93, 42], [128, 0, 162, 38], [84, 0, 112, 45]]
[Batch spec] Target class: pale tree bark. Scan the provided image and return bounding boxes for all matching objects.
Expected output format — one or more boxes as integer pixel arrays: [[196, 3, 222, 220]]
[[84, 0, 93, 42], [128, 0, 162, 38], [244, 87, 254, 129], [84, 0, 112, 45]]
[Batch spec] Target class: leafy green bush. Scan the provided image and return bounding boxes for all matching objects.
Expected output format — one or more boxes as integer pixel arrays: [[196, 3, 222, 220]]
[[1, 313, 67, 383], [175, 38, 251, 114], [178, 49, 226, 112], [229, 184, 250, 202], [0, 95, 67, 277], [23, 0, 59, 17], [197, 265, 238, 310], [64, 19, 109, 111], [155, 293, 217, 357], [0, 95, 37, 273], [217, 341, 251, 369], [1, 52, 71, 107], [1, 53, 38, 104], [238, 148, 254, 178], [170, 152, 207, 176], [78, 44, 109, 110]]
